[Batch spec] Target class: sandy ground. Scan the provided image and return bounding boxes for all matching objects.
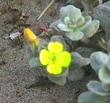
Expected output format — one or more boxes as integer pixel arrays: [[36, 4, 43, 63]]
[[0, 0, 95, 103]]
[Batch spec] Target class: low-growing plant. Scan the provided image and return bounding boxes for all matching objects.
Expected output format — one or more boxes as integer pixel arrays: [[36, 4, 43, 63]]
[[78, 1, 110, 102], [3, 0, 110, 102], [50, 5, 99, 41], [78, 51, 110, 103], [24, 28, 90, 86], [23, 2, 110, 103], [22, 4, 100, 86]]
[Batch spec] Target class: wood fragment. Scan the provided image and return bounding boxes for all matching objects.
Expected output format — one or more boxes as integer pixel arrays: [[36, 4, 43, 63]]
[[37, 0, 55, 21]]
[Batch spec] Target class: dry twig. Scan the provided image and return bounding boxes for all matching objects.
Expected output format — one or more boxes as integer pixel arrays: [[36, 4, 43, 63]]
[[37, 0, 55, 21]]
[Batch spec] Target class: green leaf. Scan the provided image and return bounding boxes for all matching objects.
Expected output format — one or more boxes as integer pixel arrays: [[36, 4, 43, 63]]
[[84, 16, 92, 23], [29, 57, 41, 68], [57, 23, 72, 32], [102, 83, 110, 92], [82, 20, 99, 38], [69, 6, 82, 23], [48, 69, 68, 86], [48, 75, 66, 86], [72, 52, 90, 67], [76, 17, 85, 27], [81, 0, 101, 13], [94, 1, 110, 36], [64, 16, 71, 25], [60, 5, 82, 22], [65, 31, 84, 41], [78, 91, 109, 103], [90, 51, 109, 73], [76, 47, 94, 58], [87, 81, 110, 96], [107, 55, 110, 70], [67, 68, 84, 81], [50, 35, 65, 44], [79, 16, 92, 30], [99, 67, 110, 84]]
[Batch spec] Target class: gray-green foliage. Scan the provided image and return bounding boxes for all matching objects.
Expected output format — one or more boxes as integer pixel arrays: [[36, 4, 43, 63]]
[[94, 1, 110, 37], [50, 5, 99, 41], [28, 35, 90, 85], [48, 69, 68, 86], [90, 51, 109, 73], [78, 91, 109, 103], [78, 51, 110, 103], [81, 0, 102, 13], [27, 4, 99, 86], [78, 81, 110, 103], [48, 50, 90, 85], [90, 51, 110, 84], [78, 1, 110, 102], [29, 57, 41, 68], [67, 52, 90, 81], [47, 50, 90, 85]]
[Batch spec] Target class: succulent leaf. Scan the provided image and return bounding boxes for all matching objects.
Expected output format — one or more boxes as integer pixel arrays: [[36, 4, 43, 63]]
[[99, 67, 110, 84], [72, 52, 90, 67], [82, 20, 100, 38], [64, 16, 71, 25], [87, 81, 110, 96], [65, 32, 84, 41], [102, 83, 110, 92], [107, 55, 110, 70], [50, 5, 99, 41], [78, 91, 109, 103], [29, 57, 41, 68], [76, 47, 94, 58], [90, 52, 109, 73], [50, 35, 65, 44], [94, 1, 110, 37], [57, 23, 72, 32], [60, 5, 82, 21], [48, 69, 68, 86]]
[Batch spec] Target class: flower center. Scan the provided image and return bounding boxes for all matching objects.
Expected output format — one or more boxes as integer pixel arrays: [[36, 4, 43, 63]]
[[50, 53, 57, 63]]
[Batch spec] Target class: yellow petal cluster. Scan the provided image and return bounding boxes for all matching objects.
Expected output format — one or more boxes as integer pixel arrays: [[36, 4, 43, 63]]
[[40, 42, 71, 75]]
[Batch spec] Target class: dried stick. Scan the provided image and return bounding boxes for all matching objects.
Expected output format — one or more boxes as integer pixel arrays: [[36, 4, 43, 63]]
[[31, 0, 55, 26], [37, 0, 55, 21]]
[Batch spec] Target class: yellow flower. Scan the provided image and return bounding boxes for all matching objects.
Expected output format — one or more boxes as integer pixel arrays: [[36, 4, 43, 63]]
[[40, 42, 71, 75], [23, 28, 40, 46]]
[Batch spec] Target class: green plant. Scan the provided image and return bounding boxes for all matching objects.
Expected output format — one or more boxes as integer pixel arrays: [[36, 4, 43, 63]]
[[23, 3, 101, 87], [78, 1, 110, 102], [50, 5, 99, 41], [39, 42, 71, 75], [27, 33, 90, 85], [22, 1, 110, 103], [78, 51, 110, 103]]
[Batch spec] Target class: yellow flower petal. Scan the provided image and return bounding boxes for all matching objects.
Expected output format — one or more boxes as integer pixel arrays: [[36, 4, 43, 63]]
[[24, 28, 39, 45], [47, 63, 62, 75], [40, 49, 50, 65], [57, 51, 71, 67], [48, 42, 63, 54], [39, 41, 72, 75]]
